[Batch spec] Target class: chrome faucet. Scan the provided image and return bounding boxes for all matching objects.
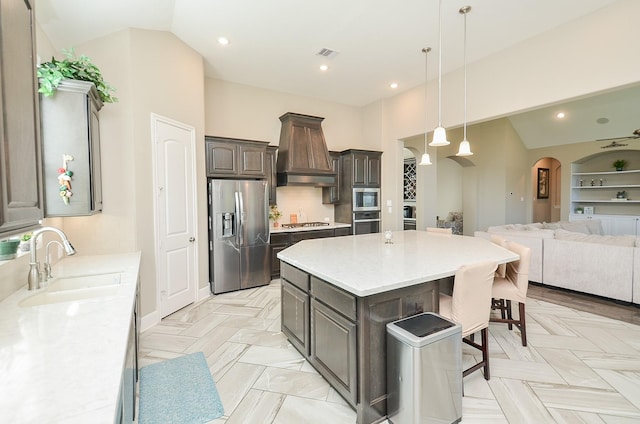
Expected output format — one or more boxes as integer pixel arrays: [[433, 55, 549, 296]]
[[44, 240, 63, 281], [27, 227, 76, 290]]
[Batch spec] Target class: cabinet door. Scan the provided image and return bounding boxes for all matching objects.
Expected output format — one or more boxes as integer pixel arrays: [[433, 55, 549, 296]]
[[310, 298, 357, 406], [367, 154, 381, 186], [270, 243, 288, 279], [206, 141, 237, 176], [89, 101, 103, 212], [0, 0, 43, 232], [238, 143, 266, 176], [266, 146, 277, 205], [352, 153, 368, 186], [281, 279, 309, 355], [322, 152, 340, 204]]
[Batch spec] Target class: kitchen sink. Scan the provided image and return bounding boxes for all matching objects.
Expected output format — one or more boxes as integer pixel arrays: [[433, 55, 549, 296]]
[[19, 285, 121, 307], [47, 272, 122, 292], [19, 272, 123, 307]]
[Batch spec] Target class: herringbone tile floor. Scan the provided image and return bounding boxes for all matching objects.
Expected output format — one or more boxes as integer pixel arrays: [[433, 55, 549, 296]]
[[139, 280, 640, 423]]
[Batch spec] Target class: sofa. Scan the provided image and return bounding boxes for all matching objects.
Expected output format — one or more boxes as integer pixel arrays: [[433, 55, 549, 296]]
[[475, 220, 640, 304]]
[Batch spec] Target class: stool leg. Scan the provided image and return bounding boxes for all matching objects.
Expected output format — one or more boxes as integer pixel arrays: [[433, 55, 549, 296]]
[[519, 302, 527, 347], [506, 300, 513, 330], [481, 328, 490, 380]]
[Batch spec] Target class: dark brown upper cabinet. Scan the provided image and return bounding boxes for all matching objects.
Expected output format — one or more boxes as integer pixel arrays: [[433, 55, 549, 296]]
[[0, 0, 43, 233]]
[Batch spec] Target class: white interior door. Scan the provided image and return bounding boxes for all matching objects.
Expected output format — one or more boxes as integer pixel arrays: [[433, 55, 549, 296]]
[[151, 114, 197, 317]]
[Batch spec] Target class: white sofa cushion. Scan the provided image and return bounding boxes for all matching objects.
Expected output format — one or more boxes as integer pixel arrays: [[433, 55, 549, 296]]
[[554, 229, 636, 246], [559, 221, 591, 234]]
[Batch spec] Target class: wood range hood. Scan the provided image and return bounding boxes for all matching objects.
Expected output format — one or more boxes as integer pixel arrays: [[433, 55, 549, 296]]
[[276, 112, 336, 187]]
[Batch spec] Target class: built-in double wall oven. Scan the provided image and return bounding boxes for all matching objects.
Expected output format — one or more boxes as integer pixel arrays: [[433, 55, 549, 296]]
[[352, 188, 380, 235]]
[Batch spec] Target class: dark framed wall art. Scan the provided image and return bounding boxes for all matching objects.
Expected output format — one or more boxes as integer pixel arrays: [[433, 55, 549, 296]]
[[537, 168, 549, 199]]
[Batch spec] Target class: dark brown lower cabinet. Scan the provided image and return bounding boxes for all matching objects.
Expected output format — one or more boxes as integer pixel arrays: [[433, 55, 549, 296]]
[[271, 227, 350, 279], [280, 261, 439, 424], [281, 262, 439, 424], [281, 280, 309, 356], [310, 298, 357, 406]]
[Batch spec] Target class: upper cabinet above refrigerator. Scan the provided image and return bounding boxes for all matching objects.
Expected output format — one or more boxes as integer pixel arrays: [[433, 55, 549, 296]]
[[205, 136, 268, 178], [41, 80, 103, 217]]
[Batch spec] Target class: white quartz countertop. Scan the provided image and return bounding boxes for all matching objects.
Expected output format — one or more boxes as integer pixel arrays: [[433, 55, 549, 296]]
[[0, 252, 141, 423], [277, 230, 519, 296], [270, 222, 351, 234]]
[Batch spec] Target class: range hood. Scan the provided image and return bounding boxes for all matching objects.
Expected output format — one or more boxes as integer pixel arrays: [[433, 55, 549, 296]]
[[276, 112, 336, 187]]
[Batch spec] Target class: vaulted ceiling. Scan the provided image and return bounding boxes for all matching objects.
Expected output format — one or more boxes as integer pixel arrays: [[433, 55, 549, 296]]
[[37, 0, 638, 149]]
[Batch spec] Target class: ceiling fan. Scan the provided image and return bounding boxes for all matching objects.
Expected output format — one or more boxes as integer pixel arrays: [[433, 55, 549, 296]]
[[598, 129, 640, 149]]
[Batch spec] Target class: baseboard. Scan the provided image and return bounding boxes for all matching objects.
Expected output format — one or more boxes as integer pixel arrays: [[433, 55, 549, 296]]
[[198, 284, 212, 302], [140, 310, 161, 333], [140, 284, 210, 333]]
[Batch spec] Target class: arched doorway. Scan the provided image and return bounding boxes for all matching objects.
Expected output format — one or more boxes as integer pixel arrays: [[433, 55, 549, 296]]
[[532, 157, 561, 223]]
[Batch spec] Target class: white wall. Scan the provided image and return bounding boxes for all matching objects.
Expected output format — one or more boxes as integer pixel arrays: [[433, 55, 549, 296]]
[[45, 29, 206, 316]]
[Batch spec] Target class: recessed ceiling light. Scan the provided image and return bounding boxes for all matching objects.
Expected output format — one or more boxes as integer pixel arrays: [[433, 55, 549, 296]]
[[556, 112, 566, 119], [390, 82, 398, 89], [319, 65, 328, 71], [217, 37, 230, 45]]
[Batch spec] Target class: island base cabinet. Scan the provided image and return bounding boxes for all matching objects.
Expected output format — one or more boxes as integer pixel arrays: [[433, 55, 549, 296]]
[[356, 281, 439, 424], [281, 279, 309, 356], [310, 299, 358, 406]]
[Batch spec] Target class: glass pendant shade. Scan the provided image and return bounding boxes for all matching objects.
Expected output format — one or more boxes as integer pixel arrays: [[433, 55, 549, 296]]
[[456, 139, 473, 156], [419, 152, 432, 165], [430, 126, 449, 146]]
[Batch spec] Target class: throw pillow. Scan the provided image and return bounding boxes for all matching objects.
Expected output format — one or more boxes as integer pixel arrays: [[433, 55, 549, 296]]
[[559, 221, 590, 234]]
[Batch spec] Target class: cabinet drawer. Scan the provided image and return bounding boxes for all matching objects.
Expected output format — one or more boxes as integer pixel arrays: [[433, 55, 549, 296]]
[[280, 262, 309, 292], [311, 276, 356, 321], [270, 233, 291, 245], [334, 227, 350, 237], [291, 229, 335, 243]]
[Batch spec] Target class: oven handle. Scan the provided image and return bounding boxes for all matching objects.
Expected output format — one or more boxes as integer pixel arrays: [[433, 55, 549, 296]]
[[353, 218, 381, 223]]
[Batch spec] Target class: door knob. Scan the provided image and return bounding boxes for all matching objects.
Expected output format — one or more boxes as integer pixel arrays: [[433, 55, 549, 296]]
[[189, 237, 195, 242]]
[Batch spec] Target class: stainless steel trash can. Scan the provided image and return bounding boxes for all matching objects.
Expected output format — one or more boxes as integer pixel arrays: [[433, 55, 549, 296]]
[[386, 312, 462, 424]]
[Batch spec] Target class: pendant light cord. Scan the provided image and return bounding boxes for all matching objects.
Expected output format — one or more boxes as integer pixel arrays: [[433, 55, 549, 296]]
[[463, 8, 467, 141], [437, 0, 443, 127], [423, 47, 430, 153]]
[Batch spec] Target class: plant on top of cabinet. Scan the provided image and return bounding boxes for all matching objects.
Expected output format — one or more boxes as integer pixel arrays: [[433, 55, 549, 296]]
[[37, 48, 118, 104]]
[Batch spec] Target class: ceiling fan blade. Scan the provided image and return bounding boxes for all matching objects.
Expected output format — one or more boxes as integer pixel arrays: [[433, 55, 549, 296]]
[[596, 135, 637, 142]]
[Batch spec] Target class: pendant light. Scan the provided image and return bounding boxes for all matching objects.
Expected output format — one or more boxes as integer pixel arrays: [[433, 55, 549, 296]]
[[430, 0, 449, 146], [419, 47, 432, 165], [456, 5, 474, 156]]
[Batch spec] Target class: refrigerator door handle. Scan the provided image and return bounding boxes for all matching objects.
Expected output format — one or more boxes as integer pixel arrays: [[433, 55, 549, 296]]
[[235, 191, 244, 246]]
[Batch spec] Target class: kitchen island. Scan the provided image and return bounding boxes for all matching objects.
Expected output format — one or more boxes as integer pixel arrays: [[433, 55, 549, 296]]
[[277, 230, 518, 424]]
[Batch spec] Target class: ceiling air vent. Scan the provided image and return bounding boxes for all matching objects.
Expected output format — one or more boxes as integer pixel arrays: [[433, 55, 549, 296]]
[[315, 48, 339, 59]]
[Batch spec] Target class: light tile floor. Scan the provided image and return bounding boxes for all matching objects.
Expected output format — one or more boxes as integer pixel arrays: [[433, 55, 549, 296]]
[[139, 280, 640, 423]]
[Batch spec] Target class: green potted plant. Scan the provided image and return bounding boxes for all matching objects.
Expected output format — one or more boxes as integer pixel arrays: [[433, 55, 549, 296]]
[[37, 48, 117, 103], [574, 206, 584, 214], [269, 205, 282, 227], [613, 159, 627, 171], [19, 232, 32, 252]]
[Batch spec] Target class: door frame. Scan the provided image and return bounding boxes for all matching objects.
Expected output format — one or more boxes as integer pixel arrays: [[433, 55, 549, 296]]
[[150, 112, 199, 318]]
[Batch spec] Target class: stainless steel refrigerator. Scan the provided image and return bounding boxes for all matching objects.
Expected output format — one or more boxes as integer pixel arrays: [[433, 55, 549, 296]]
[[208, 179, 270, 294]]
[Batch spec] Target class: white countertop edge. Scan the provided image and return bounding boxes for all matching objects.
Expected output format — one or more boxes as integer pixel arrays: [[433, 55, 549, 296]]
[[279, 256, 452, 297], [277, 231, 519, 297]]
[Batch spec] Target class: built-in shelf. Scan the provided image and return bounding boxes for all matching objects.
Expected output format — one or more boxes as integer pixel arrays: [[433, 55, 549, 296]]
[[570, 150, 640, 217]]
